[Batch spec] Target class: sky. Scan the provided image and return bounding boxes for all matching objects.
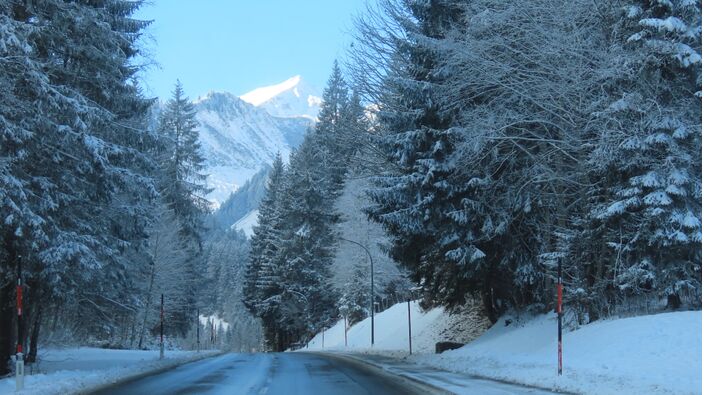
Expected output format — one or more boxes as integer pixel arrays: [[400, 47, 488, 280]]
[[135, 0, 367, 100]]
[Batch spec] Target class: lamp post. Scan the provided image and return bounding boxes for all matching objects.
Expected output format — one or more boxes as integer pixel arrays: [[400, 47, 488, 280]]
[[339, 237, 374, 347]]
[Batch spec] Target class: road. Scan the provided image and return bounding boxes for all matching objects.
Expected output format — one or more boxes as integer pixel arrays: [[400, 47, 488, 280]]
[[91, 353, 437, 395], [91, 352, 555, 395]]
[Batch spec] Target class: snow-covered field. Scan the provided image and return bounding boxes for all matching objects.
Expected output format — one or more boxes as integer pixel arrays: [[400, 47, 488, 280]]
[[306, 301, 702, 395], [0, 347, 220, 395]]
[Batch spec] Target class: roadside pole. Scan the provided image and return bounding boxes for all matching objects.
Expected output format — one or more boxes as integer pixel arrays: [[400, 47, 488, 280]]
[[557, 259, 563, 376], [160, 294, 164, 360], [196, 308, 200, 352], [338, 238, 374, 347], [370, 259, 374, 348], [16, 258, 24, 391], [322, 328, 325, 350], [407, 299, 412, 355], [344, 315, 348, 347]]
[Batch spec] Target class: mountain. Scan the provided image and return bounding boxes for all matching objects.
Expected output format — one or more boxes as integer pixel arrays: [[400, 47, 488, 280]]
[[240, 75, 322, 120], [194, 81, 317, 204], [209, 166, 269, 231]]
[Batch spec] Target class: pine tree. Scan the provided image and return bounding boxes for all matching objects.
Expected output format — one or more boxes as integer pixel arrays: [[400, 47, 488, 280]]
[[314, 61, 351, 187], [0, 0, 154, 371], [158, 80, 211, 248], [271, 135, 340, 349], [244, 154, 284, 315], [359, 0, 473, 311], [592, 0, 702, 309]]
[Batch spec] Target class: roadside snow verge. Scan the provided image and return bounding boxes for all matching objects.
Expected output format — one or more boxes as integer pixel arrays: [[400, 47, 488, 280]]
[[415, 310, 702, 395], [0, 347, 222, 395], [305, 300, 701, 395]]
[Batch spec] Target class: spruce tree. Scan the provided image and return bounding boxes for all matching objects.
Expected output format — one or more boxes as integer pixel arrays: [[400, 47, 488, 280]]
[[592, 0, 702, 309], [158, 80, 211, 248], [244, 154, 285, 320], [0, 0, 154, 371]]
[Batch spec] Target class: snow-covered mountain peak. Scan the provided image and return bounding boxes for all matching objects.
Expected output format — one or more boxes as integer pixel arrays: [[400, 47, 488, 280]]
[[240, 75, 302, 106], [239, 75, 322, 119], [191, 90, 312, 204]]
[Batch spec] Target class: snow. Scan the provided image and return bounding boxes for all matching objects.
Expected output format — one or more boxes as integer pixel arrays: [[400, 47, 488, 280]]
[[239, 75, 322, 120], [0, 347, 220, 395], [199, 313, 231, 332], [231, 209, 259, 237], [305, 301, 450, 353], [419, 310, 703, 395], [305, 300, 701, 394], [192, 77, 322, 204], [193, 91, 311, 204], [240, 76, 303, 107]]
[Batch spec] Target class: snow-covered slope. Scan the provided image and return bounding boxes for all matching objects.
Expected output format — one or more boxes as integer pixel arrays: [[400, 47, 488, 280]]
[[231, 209, 259, 237], [422, 310, 702, 394], [240, 75, 321, 120], [313, 302, 701, 395], [193, 91, 313, 203]]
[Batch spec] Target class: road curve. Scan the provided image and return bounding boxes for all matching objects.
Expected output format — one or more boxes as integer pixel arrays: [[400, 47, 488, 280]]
[[90, 352, 440, 395]]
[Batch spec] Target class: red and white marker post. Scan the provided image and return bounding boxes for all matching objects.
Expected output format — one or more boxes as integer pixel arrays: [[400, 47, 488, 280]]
[[557, 259, 563, 376]]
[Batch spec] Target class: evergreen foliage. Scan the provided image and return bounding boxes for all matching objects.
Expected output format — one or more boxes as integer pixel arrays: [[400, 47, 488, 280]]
[[350, 0, 701, 323]]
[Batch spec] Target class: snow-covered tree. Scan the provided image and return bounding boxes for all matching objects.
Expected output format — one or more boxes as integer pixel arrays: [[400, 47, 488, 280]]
[[243, 154, 286, 345], [158, 80, 211, 248], [591, 0, 702, 310], [0, 0, 155, 371]]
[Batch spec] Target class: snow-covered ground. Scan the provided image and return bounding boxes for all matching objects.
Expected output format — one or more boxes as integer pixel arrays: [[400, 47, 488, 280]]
[[306, 301, 452, 353], [305, 301, 702, 395], [0, 347, 220, 395], [422, 310, 702, 395]]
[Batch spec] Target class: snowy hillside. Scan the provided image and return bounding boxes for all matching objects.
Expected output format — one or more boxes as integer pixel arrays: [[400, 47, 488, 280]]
[[232, 209, 259, 237], [193, 90, 314, 204], [240, 75, 321, 120], [308, 302, 702, 395]]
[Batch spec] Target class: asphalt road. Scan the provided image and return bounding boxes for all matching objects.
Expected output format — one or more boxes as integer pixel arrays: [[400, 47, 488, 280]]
[[90, 352, 441, 395]]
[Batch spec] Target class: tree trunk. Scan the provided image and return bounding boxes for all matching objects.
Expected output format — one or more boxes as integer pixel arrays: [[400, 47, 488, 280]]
[[0, 281, 15, 375], [27, 303, 42, 363], [138, 263, 157, 349]]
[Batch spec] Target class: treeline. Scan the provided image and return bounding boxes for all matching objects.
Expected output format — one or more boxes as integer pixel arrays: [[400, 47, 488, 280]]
[[0, 1, 223, 374], [350, 0, 701, 322], [243, 63, 369, 351], [246, 0, 701, 350]]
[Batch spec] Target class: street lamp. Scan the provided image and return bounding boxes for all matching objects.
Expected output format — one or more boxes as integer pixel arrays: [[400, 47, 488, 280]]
[[339, 237, 374, 347]]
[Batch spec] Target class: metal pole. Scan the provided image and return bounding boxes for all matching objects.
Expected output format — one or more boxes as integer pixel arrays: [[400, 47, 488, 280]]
[[16, 258, 24, 391], [370, 253, 374, 347], [344, 315, 348, 347], [407, 299, 412, 355], [160, 294, 164, 360], [322, 328, 325, 350], [196, 308, 200, 352], [339, 238, 374, 347], [557, 259, 563, 376]]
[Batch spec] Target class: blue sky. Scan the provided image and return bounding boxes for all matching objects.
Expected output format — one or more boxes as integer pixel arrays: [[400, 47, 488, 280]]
[[135, 0, 366, 100]]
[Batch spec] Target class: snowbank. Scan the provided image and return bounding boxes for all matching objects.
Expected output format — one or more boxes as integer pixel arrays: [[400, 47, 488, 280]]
[[306, 300, 701, 394], [0, 347, 220, 395], [418, 310, 702, 395], [304, 301, 451, 353]]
